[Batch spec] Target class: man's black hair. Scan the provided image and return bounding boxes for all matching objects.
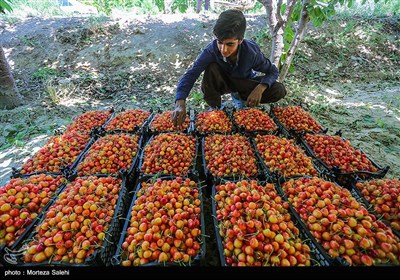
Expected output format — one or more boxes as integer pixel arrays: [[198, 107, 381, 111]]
[[213, 9, 246, 41]]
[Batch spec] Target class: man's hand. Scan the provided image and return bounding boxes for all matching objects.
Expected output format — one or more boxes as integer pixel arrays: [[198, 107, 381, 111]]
[[172, 99, 187, 128], [246, 84, 267, 107]]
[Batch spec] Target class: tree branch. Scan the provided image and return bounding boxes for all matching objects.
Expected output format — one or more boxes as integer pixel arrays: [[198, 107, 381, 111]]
[[279, 0, 310, 81]]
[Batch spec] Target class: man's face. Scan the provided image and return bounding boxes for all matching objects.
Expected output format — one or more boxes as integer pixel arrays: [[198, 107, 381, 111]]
[[217, 38, 242, 59]]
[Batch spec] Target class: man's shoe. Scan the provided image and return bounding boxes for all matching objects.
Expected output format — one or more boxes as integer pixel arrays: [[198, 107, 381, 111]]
[[220, 102, 228, 110], [231, 92, 246, 109]]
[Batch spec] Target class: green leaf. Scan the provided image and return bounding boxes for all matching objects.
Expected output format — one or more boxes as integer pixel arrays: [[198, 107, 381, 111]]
[[362, 115, 375, 124], [347, 0, 354, 8], [283, 24, 294, 50], [15, 131, 27, 141], [14, 139, 24, 147], [0, 0, 12, 13], [0, 143, 13, 150]]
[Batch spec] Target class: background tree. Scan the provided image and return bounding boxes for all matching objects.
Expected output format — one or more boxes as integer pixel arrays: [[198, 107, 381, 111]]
[[0, 0, 23, 109], [258, 0, 387, 82], [196, 0, 210, 13], [164, 0, 173, 13]]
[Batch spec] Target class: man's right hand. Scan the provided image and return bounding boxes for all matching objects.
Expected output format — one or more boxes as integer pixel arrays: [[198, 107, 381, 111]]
[[172, 99, 187, 128]]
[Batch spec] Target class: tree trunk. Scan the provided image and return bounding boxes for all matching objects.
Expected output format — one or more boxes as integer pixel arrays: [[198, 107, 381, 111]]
[[279, 0, 310, 81], [196, 0, 211, 13], [0, 45, 22, 110], [259, 0, 297, 82], [164, 0, 173, 14], [263, 0, 280, 66]]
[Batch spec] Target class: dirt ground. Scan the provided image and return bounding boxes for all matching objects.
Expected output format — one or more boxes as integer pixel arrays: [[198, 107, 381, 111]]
[[0, 12, 399, 267]]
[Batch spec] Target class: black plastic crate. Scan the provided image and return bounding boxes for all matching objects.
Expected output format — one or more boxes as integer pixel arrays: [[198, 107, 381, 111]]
[[297, 131, 389, 187], [269, 104, 328, 139], [74, 132, 143, 178], [346, 178, 400, 239], [250, 135, 323, 183], [278, 198, 346, 266], [274, 177, 352, 266], [146, 109, 193, 136], [193, 108, 236, 137], [65, 108, 115, 136], [111, 174, 206, 266], [210, 179, 335, 266], [137, 132, 199, 178], [277, 176, 400, 266], [5, 174, 129, 267], [11, 133, 95, 180], [0, 174, 67, 266], [230, 107, 279, 137], [201, 134, 264, 187], [103, 108, 152, 135]]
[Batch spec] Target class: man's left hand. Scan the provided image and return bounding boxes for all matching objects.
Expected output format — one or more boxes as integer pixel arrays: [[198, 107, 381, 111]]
[[246, 84, 267, 107]]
